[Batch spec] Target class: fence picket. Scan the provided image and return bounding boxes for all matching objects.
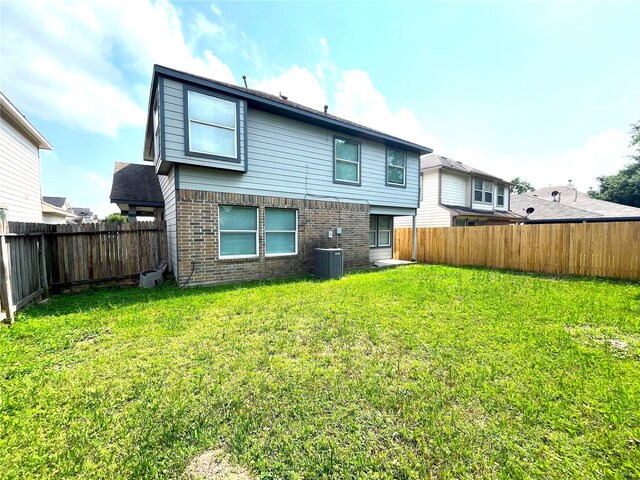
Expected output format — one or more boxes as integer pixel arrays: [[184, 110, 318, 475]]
[[394, 222, 640, 281], [0, 221, 167, 321]]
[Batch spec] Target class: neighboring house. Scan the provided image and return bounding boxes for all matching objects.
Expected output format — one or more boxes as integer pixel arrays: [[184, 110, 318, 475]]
[[511, 184, 640, 223], [71, 208, 98, 224], [109, 162, 164, 221], [0, 92, 52, 222], [396, 153, 523, 228], [138, 64, 432, 285], [41, 196, 75, 224]]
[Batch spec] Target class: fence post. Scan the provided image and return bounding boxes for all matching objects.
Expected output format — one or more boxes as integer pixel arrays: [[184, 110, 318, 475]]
[[0, 235, 15, 324], [39, 234, 49, 299]]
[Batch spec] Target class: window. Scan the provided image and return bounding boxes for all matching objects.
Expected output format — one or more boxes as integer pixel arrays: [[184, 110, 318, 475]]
[[369, 217, 377, 247], [266, 208, 297, 256], [473, 179, 483, 202], [474, 178, 493, 204], [497, 186, 505, 207], [187, 90, 237, 158], [334, 138, 360, 184], [219, 206, 258, 258], [0, 207, 7, 222], [369, 215, 392, 247], [386, 149, 406, 186]]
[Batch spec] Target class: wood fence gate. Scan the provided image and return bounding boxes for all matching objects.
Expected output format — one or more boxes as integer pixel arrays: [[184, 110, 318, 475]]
[[0, 221, 167, 323]]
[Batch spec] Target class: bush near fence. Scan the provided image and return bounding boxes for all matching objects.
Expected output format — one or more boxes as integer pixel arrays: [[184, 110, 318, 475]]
[[0, 221, 167, 323], [394, 222, 640, 281]]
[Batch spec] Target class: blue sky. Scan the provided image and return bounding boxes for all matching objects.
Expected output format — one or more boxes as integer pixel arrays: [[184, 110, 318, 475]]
[[2, 0, 639, 217]]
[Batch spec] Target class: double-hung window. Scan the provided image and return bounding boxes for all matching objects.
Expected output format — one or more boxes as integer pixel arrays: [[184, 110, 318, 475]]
[[266, 208, 297, 256], [369, 215, 392, 247], [187, 90, 237, 159], [334, 137, 360, 184], [497, 186, 505, 207], [386, 149, 406, 186], [219, 206, 258, 258], [473, 178, 493, 204]]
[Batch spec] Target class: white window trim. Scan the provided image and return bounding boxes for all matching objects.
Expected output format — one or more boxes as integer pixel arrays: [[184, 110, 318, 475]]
[[334, 138, 360, 184], [187, 90, 238, 159], [265, 209, 298, 257], [218, 206, 259, 259], [473, 178, 494, 205], [496, 185, 505, 207], [386, 149, 406, 186]]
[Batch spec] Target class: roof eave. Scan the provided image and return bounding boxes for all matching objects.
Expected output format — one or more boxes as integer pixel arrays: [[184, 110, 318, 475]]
[[1, 93, 52, 150], [152, 64, 433, 155]]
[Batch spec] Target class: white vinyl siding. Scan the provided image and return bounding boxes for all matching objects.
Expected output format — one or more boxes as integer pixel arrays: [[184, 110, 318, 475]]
[[395, 170, 452, 227], [0, 114, 43, 222], [441, 171, 468, 206], [178, 108, 420, 208]]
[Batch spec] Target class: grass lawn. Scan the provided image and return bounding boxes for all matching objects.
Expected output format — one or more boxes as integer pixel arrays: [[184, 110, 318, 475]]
[[1, 265, 639, 479]]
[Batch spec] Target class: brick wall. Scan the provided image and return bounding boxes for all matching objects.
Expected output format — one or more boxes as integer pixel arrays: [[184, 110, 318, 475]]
[[175, 190, 370, 285]]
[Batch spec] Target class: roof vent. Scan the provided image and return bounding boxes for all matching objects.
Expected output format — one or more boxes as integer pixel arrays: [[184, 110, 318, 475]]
[[526, 207, 535, 215], [242, 75, 248, 88], [279, 91, 288, 100], [551, 190, 560, 202], [324, 105, 328, 114]]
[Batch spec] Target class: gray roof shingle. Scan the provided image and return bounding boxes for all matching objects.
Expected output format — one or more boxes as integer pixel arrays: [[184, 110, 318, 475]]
[[511, 185, 640, 221], [109, 162, 164, 205], [42, 196, 68, 208], [420, 153, 511, 184]]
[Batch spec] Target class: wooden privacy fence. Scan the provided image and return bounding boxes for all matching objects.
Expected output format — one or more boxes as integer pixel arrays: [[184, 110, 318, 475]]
[[0, 221, 167, 323], [394, 222, 640, 281]]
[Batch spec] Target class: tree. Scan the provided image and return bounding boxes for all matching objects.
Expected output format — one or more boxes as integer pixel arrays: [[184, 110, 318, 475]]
[[104, 213, 128, 223], [510, 177, 535, 194], [588, 120, 640, 208]]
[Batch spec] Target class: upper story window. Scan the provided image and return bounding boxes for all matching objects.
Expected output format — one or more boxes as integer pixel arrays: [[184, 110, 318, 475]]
[[334, 137, 360, 185], [187, 90, 237, 159], [219, 206, 258, 258], [386, 149, 406, 187], [497, 186, 505, 207], [474, 178, 493, 204]]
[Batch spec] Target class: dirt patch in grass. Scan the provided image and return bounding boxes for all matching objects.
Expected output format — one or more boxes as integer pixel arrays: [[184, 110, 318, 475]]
[[184, 449, 254, 480]]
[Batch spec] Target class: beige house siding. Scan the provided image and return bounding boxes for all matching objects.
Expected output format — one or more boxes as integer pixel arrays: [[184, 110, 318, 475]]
[[0, 114, 43, 222]]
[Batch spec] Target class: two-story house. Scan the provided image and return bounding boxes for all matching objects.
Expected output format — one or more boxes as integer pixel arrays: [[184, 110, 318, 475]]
[[142, 65, 432, 285], [396, 153, 523, 228], [0, 92, 52, 222]]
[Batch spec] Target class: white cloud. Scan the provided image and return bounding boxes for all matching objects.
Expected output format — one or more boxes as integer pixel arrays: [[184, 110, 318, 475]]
[[333, 70, 441, 149], [254, 65, 328, 110], [449, 129, 632, 192], [1, 0, 236, 136]]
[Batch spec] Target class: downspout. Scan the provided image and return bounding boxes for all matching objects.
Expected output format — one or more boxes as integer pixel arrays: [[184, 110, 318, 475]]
[[411, 213, 417, 262]]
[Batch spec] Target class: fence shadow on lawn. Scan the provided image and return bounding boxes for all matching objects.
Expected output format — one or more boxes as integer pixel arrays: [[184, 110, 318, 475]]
[[17, 273, 327, 320]]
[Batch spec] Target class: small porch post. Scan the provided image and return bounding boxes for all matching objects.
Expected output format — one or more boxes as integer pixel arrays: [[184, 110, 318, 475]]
[[128, 205, 137, 223], [411, 214, 417, 262]]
